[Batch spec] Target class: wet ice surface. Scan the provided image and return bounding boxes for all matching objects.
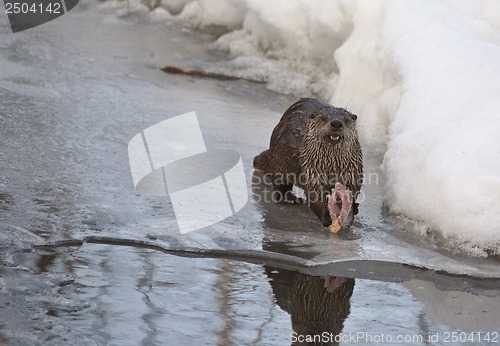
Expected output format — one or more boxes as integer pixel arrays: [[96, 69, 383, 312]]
[[0, 2, 499, 345]]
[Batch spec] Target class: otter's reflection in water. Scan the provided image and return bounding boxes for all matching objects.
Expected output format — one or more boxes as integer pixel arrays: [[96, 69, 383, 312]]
[[265, 266, 355, 346], [255, 168, 357, 345]]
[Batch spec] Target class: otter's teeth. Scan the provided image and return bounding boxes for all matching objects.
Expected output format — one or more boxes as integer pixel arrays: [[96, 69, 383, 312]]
[[330, 134, 340, 141]]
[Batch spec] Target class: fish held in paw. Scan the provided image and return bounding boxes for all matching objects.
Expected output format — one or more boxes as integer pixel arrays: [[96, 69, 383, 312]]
[[328, 182, 353, 233]]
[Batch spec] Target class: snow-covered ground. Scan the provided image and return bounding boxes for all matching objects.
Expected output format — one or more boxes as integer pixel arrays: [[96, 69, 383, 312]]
[[123, 0, 500, 256]]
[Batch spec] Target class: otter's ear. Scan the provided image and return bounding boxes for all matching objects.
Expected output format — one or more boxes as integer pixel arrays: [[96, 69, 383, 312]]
[[350, 113, 358, 121]]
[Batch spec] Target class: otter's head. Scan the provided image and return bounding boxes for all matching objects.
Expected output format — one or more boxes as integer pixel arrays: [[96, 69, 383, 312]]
[[307, 107, 358, 146]]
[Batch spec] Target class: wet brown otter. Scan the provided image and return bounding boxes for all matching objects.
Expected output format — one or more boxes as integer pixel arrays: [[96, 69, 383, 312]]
[[254, 98, 363, 228]]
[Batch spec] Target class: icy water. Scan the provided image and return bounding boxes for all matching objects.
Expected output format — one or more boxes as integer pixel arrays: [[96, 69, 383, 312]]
[[0, 2, 499, 345]]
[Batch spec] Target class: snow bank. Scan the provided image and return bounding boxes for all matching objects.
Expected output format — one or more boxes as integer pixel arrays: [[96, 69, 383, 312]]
[[155, 0, 500, 256], [380, 1, 500, 255]]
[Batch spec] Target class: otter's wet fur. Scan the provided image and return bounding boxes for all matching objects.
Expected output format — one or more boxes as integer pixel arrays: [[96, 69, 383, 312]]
[[254, 98, 363, 227]]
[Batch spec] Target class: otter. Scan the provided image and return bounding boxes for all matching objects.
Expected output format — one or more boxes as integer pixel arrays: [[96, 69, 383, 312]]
[[253, 98, 363, 228]]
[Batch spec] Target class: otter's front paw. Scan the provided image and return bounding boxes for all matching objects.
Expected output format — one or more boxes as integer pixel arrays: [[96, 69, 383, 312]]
[[321, 214, 332, 227]]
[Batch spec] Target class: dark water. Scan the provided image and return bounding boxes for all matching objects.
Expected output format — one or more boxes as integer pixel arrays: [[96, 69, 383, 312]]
[[0, 2, 498, 345], [4, 243, 498, 345]]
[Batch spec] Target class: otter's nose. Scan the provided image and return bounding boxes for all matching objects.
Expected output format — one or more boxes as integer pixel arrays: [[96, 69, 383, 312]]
[[331, 120, 343, 129]]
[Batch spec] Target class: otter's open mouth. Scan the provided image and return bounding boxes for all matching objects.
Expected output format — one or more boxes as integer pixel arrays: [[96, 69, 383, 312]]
[[329, 133, 342, 142]]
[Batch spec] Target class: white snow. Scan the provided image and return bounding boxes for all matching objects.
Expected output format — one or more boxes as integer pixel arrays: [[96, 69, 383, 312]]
[[155, 0, 500, 256]]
